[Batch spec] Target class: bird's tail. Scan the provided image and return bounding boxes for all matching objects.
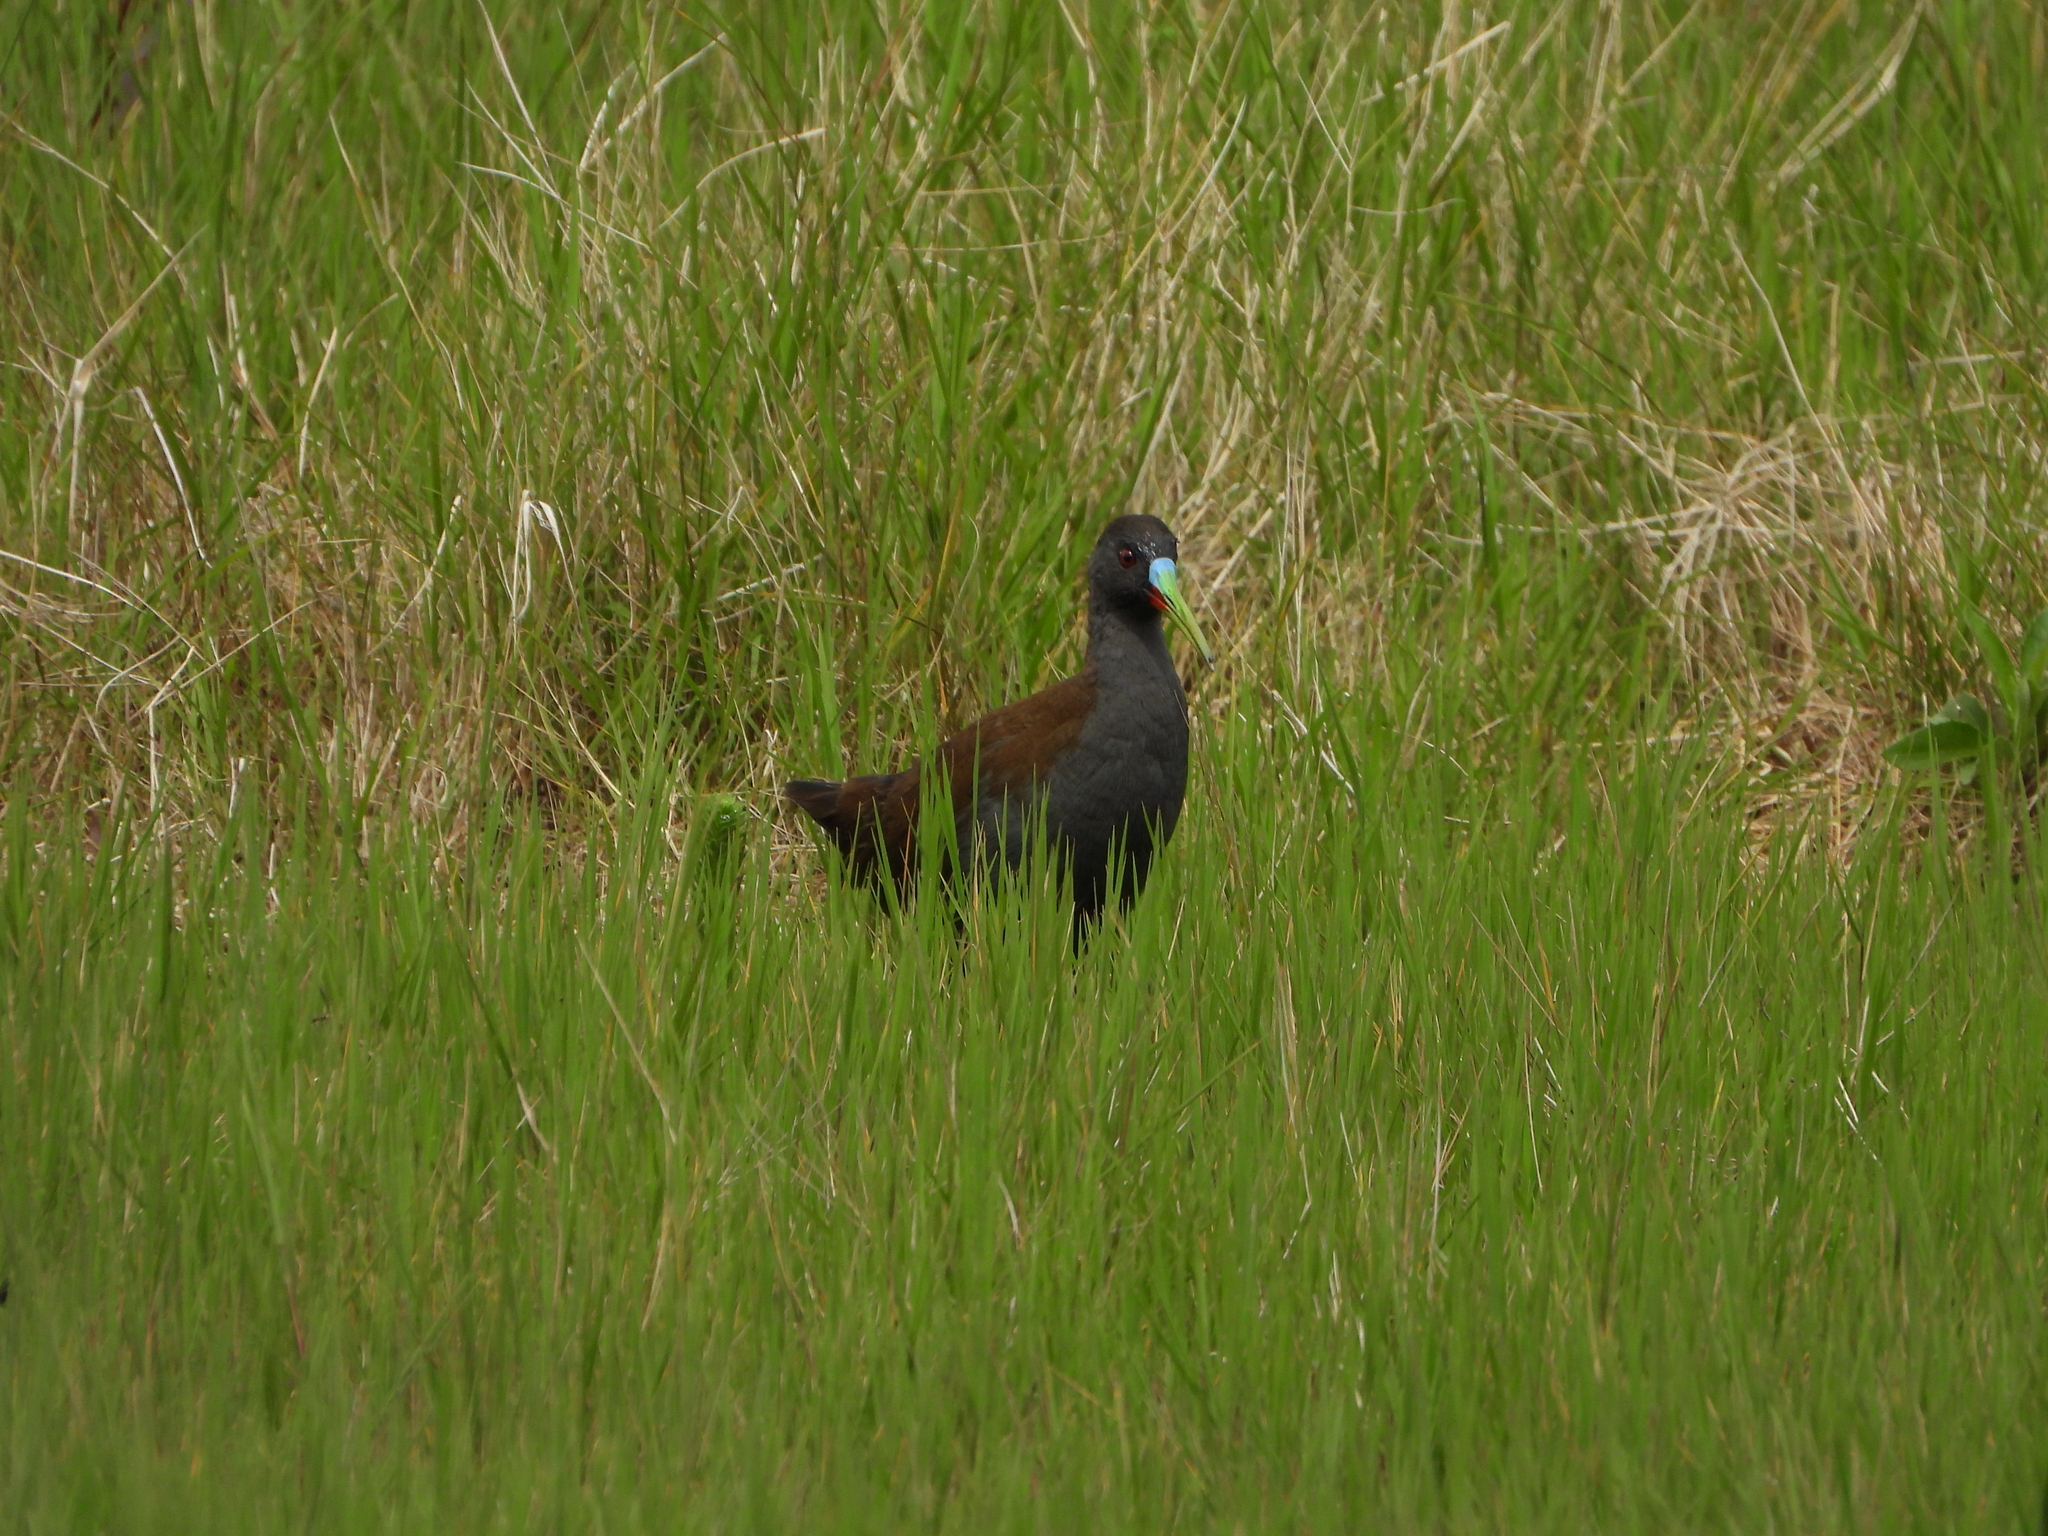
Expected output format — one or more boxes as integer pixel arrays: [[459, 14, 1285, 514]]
[[783, 778, 849, 840], [784, 773, 910, 883]]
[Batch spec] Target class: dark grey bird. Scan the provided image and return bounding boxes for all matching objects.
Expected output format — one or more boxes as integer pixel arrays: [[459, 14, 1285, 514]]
[[784, 514, 1213, 936]]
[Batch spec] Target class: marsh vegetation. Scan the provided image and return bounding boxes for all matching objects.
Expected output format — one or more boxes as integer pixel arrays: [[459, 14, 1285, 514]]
[[4, 1, 2046, 1527]]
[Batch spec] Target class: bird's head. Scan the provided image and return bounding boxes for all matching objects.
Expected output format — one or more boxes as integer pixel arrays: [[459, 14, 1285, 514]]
[[1087, 514, 1214, 662]]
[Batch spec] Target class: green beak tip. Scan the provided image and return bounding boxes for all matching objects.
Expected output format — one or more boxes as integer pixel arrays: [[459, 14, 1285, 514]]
[[1149, 558, 1214, 663]]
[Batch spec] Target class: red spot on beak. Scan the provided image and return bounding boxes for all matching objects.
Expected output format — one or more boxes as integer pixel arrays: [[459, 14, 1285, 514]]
[[1146, 587, 1168, 611]]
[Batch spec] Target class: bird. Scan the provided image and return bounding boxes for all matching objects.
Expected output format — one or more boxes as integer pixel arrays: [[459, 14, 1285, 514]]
[[785, 514, 1213, 937]]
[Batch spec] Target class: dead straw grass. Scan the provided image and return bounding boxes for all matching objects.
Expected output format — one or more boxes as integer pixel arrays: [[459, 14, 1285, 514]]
[[5, 2, 2045, 863]]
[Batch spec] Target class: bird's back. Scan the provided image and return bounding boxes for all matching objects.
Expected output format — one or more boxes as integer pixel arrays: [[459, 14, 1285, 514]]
[[784, 670, 1097, 889], [785, 661, 1193, 926]]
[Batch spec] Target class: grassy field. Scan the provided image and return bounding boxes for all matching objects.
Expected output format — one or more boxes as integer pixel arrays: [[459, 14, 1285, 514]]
[[5, 0, 2048, 1528]]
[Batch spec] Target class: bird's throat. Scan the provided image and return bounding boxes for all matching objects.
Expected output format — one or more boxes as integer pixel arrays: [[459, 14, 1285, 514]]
[[1088, 605, 1182, 694]]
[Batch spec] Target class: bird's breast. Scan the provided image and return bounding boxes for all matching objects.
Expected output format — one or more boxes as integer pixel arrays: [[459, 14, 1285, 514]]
[[1046, 680, 1189, 846]]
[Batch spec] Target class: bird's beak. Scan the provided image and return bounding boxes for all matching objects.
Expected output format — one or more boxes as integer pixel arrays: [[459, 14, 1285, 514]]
[[1147, 557, 1214, 663]]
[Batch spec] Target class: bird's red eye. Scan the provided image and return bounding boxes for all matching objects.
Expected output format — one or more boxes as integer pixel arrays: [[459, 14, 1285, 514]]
[[1117, 548, 1138, 569]]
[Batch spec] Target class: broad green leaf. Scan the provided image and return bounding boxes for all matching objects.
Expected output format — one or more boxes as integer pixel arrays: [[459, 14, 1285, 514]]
[[2021, 607, 2048, 684], [1929, 692, 1991, 735], [1882, 717, 1987, 770], [1963, 609, 2019, 721]]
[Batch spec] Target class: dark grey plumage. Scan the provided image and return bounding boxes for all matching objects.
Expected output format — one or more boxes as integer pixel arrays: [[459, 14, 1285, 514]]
[[785, 514, 1208, 935]]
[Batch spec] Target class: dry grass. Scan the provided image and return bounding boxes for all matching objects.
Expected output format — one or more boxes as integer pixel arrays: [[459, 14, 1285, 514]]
[[4, 1, 2046, 856]]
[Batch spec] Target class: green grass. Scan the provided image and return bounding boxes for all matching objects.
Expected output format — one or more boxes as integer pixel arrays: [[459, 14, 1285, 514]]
[[5, 0, 2048, 1528], [6, 726, 2046, 1529]]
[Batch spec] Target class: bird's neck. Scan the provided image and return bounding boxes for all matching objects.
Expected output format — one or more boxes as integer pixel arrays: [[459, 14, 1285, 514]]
[[1087, 606, 1182, 694]]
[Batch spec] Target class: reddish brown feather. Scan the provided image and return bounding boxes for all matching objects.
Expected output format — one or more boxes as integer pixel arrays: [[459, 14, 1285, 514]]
[[788, 667, 1100, 890], [783, 772, 918, 885]]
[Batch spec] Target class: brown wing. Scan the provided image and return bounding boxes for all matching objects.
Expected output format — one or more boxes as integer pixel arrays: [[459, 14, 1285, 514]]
[[932, 667, 1098, 819], [785, 665, 1099, 890]]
